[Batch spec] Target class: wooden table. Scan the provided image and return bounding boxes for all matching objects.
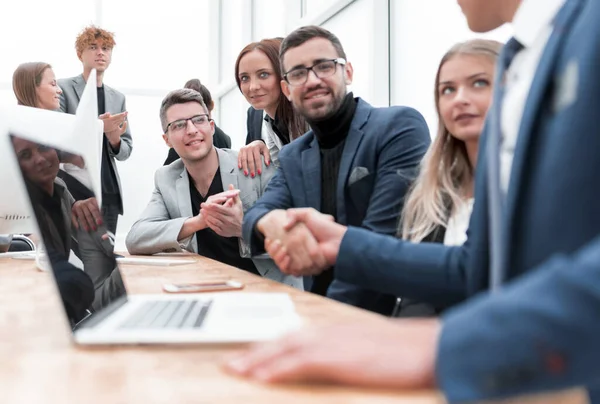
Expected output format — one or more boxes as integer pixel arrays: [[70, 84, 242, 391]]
[[0, 254, 588, 404]]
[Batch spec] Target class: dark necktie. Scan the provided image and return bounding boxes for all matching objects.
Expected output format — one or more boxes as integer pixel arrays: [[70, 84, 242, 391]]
[[488, 37, 525, 291]]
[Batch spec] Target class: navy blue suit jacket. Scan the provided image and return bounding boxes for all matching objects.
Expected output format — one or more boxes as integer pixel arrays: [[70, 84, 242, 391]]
[[245, 107, 264, 145], [243, 97, 430, 314], [334, 0, 600, 401]]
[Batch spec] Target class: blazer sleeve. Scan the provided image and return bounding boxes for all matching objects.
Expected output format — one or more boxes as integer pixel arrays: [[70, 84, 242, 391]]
[[57, 79, 70, 113], [245, 107, 255, 146], [109, 95, 133, 161], [242, 157, 294, 255], [437, 233, 600, 403], [362, 107, 430, 234], [125, 172, 190, 255]]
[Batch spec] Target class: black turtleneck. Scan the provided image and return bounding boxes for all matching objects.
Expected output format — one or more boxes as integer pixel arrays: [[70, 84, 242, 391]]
[[306, 92, 357, 296]]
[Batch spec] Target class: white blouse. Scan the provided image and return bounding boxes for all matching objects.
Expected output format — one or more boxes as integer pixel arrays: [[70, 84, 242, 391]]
[[443, 198, 474, 246]]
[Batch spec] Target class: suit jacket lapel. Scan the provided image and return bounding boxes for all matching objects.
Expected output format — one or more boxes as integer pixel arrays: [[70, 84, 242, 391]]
[[216, 148, 240, 191], [504, 0, 583, 239], [74, 74, 86, 103], [301, 134, 321, 210], [336, 99, 368, 224], [176, 166, 193, 219]]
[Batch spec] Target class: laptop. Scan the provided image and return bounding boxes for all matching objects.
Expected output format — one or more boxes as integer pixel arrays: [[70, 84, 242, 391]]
[[9, 132, 301, 345]]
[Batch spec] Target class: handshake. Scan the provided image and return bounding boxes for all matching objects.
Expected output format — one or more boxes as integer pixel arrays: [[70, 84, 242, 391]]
[[256, 208, 348, 276]]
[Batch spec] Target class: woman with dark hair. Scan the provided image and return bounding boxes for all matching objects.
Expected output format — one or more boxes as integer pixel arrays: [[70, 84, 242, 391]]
[[235, 37, 308, 176], [163, 79, 232, 165], [12, 62, 101, 233]]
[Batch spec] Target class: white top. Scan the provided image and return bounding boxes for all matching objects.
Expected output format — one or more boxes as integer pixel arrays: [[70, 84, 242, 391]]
[[500, 0, 566, 193], [261, 116, 284, 167], [443, 198, 474, 246]]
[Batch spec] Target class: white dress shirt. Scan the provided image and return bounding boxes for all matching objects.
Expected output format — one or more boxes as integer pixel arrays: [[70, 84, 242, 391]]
[[500, 0, 566, 193], [443, 198, 474, 247]]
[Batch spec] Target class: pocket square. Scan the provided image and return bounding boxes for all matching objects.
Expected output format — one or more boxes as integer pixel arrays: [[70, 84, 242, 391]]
[[349, 166, 370, 185], [552, 59, 578, 114]]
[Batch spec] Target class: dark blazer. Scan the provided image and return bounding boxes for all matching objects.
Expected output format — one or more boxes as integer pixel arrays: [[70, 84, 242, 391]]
[[334, 0, 600, 401], [163, 124, 232, 165], [243, 98, 430, 315], [245, 107, 264, 145]]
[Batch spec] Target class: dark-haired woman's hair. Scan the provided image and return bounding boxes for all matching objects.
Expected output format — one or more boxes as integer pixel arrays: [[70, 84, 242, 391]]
[[184, 78, 214, 113], [235, 38, 308, 140]]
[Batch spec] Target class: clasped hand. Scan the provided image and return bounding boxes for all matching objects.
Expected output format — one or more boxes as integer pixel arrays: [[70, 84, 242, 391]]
[[257, 208, 348, 276], [200, 185, 243, 238]]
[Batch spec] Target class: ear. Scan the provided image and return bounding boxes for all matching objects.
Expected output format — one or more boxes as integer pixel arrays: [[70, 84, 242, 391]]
[[162, 133, 172, 148], [344, 62, 354, 85], [281, 80, 292, 101]]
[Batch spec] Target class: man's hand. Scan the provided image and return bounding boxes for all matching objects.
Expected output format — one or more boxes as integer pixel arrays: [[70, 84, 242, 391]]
[[265, 208, 345, 272], [99, 111, 128, 133], [224, 318, 441, 389], [177, 188, 240, 241], [71, 198, 103, 232], [257, 210, 328, 276], [238, 140, 271, 177], [201, 185, 244, 237], [100, 112, 128, 149]]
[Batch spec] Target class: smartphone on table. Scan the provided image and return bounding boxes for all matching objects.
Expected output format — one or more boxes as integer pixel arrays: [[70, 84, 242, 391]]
[[162, 280, 244, 293]]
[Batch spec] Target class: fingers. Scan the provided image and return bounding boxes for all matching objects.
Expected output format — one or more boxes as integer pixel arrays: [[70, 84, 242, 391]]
[[265, 239, 291, 272], [251, 147, 263, 177], [225, 336, 301, 377], [283, 208, 318, 231], [201, 202, 235, 217], [119, 120, 128, 135], [247, 148, 257, 178], [239, 147, 249, 176], [261, 145, 271, 167]]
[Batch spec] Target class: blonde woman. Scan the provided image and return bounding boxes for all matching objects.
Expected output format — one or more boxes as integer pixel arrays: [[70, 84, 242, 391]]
[[396, 39, 502, 316], [402, 39, 502, 245]]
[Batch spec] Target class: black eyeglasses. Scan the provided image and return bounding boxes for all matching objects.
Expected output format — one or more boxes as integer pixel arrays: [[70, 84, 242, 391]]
[[283, 58, 346, 86], [165, 114, 212, 133]]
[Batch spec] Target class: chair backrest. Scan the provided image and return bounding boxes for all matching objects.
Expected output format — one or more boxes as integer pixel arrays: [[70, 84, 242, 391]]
[[8, 234, 35, 252]]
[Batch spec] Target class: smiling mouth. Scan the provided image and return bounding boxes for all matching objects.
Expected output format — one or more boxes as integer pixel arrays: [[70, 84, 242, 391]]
[[455, 114, 478, 122], [186, 139, 204, 146]]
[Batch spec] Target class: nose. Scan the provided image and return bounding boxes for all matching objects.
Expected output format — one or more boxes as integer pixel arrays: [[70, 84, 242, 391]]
[[453, 86, 470, 105], [32, 151, 46, 166], [305, 68, 322, 87], [57, 85, 63, 95], [249, 77, 260, 92], [185, 119, 198, 135]]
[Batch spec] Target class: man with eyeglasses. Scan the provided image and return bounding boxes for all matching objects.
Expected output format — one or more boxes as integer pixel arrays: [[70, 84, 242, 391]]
[[125, 89, 302, 289], [242, 25, 431, 314]]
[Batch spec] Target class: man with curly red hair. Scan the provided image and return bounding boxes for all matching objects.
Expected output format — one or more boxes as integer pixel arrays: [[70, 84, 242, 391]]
[[58, 25, 133, 236]]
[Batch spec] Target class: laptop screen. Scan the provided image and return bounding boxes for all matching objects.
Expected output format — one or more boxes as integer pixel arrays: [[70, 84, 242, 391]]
[[9, 133, 127, 328]]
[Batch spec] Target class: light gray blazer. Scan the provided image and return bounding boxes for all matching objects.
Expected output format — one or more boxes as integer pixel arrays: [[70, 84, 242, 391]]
[[125, 148, 302, 290], [58, 74, 133, 211]]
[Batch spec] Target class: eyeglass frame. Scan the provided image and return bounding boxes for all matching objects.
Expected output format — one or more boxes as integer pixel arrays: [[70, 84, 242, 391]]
[[165, 114, 213, 133], [283, 58, 346, 85]]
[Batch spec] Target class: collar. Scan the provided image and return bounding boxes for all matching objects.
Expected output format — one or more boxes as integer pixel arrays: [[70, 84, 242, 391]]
[[512, 0, 567, 48]]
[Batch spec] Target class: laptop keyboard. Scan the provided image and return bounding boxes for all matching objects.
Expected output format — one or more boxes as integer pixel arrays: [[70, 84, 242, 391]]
[[119, 299, 213, 330]]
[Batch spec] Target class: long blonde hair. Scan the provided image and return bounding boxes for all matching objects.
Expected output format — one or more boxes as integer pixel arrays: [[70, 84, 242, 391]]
[[400, 39, 503, 242]]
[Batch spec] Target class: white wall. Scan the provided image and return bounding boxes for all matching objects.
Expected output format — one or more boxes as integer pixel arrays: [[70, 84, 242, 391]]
[[391, 0, 512, 136], [0, 0, 211, 251]]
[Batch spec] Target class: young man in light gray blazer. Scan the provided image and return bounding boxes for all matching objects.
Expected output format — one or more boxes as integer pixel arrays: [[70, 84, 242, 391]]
[[58, 25, 132, 236], [125, 89, 301, 289]]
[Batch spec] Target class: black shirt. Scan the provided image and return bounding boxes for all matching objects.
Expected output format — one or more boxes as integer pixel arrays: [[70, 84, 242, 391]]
[[189, 170, 259, 275], [305, 92, 358, 296], [97, 86, 121, 206]]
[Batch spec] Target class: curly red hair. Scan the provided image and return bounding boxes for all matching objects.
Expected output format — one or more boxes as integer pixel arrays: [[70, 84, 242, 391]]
[[75, 25, 116, 58]]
